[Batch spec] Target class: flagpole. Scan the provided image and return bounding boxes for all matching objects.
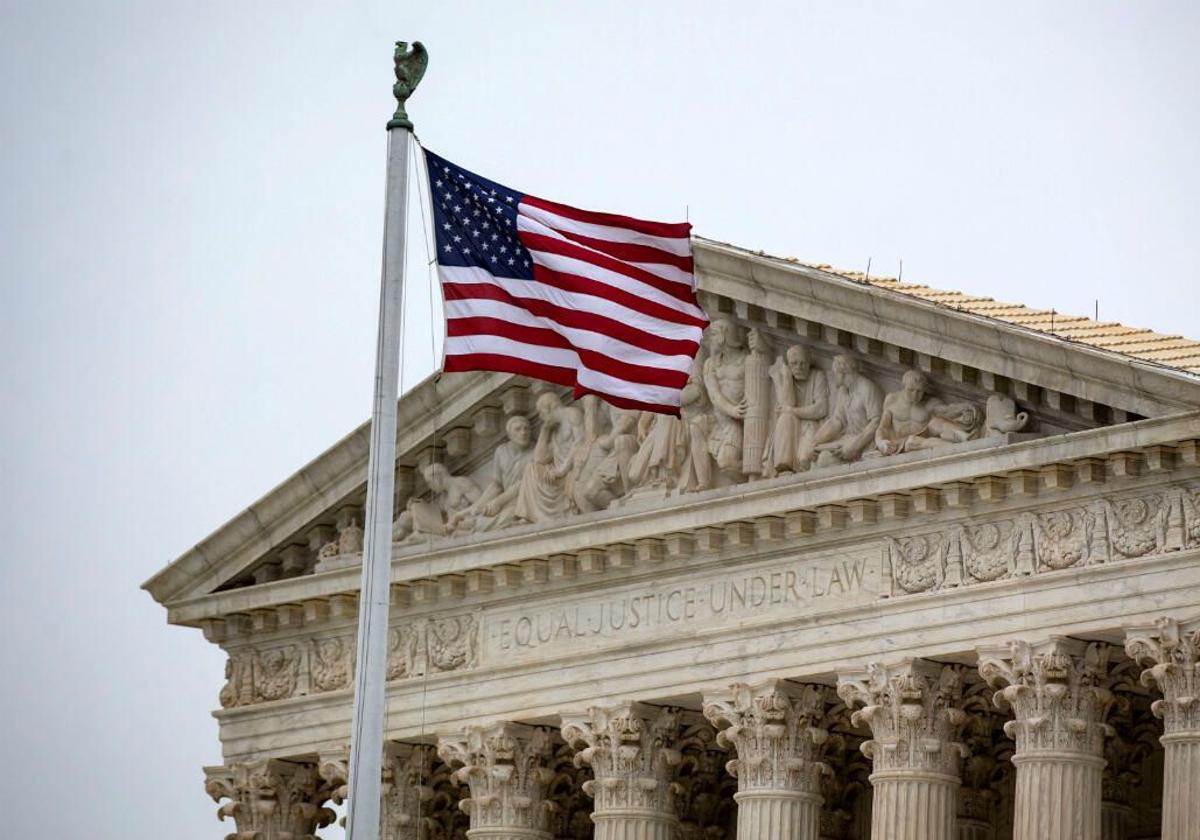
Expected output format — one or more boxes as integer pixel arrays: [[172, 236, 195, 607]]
[[345, 41, 427, 840]]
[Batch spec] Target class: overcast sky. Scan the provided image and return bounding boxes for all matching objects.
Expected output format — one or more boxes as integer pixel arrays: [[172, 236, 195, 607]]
[[2, 2, 1198, 838]]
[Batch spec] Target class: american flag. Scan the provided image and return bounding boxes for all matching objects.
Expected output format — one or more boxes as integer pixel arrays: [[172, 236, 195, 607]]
[[423, 149, 708, 415]]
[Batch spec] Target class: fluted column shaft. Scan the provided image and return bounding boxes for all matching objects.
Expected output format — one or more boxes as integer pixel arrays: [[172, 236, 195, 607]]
[[1159, 732, 1200, 840], [1100, 799, 1131, 840], [734, 790, 821, 840], [979, 637, 1115, 840], [957, 816, 994, 840], [1126, 617, 1200, 840], [561, 703, 683, 840], [1010, 753, 1104, 839], [838, 659, 967, 840], [869, 769, 959, 839]]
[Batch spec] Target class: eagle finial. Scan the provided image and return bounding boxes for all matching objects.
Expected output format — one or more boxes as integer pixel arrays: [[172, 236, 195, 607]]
[[388, 40, 428, 130]]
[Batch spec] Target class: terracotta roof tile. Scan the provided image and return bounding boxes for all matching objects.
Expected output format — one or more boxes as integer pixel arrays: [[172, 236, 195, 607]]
[[806, 261, 1200, 375]]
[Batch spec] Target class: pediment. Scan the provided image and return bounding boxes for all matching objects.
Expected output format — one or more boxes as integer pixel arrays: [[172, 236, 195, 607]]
[[142, 239, 1200, 610]]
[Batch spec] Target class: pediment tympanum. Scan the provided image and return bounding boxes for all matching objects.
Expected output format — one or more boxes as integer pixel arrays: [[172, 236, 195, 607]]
[[142, 239, 1200, 606]]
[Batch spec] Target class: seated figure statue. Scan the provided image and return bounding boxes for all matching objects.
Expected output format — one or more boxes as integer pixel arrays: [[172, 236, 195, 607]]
[[813, 354, 884, 467], [392, 462, 480, 543], [512, 391, 586, 525], [449, 414, 534, 533], [874, 369, 983, 455], [762, 345, 829, 476]]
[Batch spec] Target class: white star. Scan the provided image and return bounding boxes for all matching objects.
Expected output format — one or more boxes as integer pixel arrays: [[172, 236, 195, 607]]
[[486, 195, 496, 204], [507, 257, 516, 266], [499, 245, 508, 254], [504, 195, 514, 203], [491, 233, 499, 241], [442, 222, 451, 231], [489, 254, 498, 263], [452, 204, 462, 214], [473, 208, 481, 217], [481, 241, 489, 251], [452, 235, 462, 243], [443, 244, 452, 253], [434, 179, 443, 188], [481, 220, 490, 229]]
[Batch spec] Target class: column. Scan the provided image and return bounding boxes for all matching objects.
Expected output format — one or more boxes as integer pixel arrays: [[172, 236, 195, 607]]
[[1125, 616, 1200, 840], [702, 680, 829, 840], [204, 758, 335, 840], [561, 702, 683, 840], [438, 722, 556, 840], [977, 637, 1114, 840], [957, 731, 998, 840], [838, 659, 967, 840], [319, 742, 463, 840]]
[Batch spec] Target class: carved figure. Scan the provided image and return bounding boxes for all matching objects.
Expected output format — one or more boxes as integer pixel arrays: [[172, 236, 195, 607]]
[[702, 318, 748, 474], [573, 407, 640, 512], [451, 415, 533, 533], [985, 393, 1030, 437], [874, 369, 983, 455], [742, 328, 772, 475], [392, 463, 480, 542], [813, 354, 884, 467], [761, 345, 829, 476], [389, 41, 428, 130], [628, 406, 690, 493], [513, 391, 585, 524], [679, 349, 715, 492]]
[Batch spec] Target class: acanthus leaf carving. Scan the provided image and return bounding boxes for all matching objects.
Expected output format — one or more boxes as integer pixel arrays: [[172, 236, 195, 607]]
[[836, 659, 968, 778], [701, 680, 830, 794], [977, 638, 1115, 756], [560, 702, 684, 816], [1124, 616, 1200, 734], [205, 758, 335, 840]]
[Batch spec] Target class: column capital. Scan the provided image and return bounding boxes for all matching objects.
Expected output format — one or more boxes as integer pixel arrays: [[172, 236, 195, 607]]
[[1124, 616, 1200, 734], [979, 638, 1108, 753], [977, 637, 1114, 756], [560, 701, 683, 816], [437, 722, 556, 837], [204, 758, 335, 840], [837, 659, 968, 778], [701, 679, 830, 793]]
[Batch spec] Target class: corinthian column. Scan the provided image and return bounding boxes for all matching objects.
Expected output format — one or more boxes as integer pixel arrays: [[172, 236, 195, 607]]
[[837, 659, 967, 840], [977, 637, 1114, 840], [204, 758, 335, 840], [560, 702, 683, 840], [438, 722, 556, 840], [1125, 616, 1200, 840], [702, 680, 829, 840]]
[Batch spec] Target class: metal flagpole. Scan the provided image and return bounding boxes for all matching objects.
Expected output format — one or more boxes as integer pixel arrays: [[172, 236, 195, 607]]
[[345, 41, 428, 840]]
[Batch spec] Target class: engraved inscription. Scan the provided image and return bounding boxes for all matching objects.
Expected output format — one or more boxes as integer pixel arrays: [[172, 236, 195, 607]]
[[482, 552, 875, 661]]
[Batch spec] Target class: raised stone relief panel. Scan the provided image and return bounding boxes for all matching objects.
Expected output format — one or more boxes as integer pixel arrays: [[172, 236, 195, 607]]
[[356, 314, 1063, 554], [882, 481, 1200, 598], [219, 612, 479, 709]]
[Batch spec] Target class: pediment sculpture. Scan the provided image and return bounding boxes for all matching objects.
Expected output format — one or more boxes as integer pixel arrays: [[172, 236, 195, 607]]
[[379, 313, 1045, 550]]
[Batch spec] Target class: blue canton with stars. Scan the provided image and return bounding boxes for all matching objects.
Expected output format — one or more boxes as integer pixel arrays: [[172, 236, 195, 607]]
[[424, 149, 534, 281]]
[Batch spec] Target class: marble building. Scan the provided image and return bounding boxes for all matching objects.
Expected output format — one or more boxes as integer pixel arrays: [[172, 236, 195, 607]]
[[144, 238, 1200, 840]]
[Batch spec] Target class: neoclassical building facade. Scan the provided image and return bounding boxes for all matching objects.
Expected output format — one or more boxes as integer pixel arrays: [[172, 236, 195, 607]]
[[145, 239, 1200, 840]]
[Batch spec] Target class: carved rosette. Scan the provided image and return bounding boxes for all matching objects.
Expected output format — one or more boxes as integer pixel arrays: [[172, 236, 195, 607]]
[[702, 680, 830, 795], [1125, 616, 1200, 735], [977, 638, 1115, 756], [204, 758, 335, 840], [437, 722, 556, 839], [837, 660, 968, 778], [560, 703, 684, 818]]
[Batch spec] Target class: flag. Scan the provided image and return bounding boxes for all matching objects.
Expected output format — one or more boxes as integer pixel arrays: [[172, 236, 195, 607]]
[[423, 149, 708, 415]]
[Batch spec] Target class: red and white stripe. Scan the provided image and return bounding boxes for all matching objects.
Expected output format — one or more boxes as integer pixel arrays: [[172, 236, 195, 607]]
[[440, 196, 706, 414]]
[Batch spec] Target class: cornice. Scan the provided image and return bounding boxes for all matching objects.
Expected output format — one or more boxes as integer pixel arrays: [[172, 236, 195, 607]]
[[165, 411, 1200, 628]]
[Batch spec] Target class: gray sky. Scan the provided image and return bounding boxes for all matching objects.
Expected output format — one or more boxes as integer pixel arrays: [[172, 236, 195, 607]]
[[2, 2, 1197, 837]]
